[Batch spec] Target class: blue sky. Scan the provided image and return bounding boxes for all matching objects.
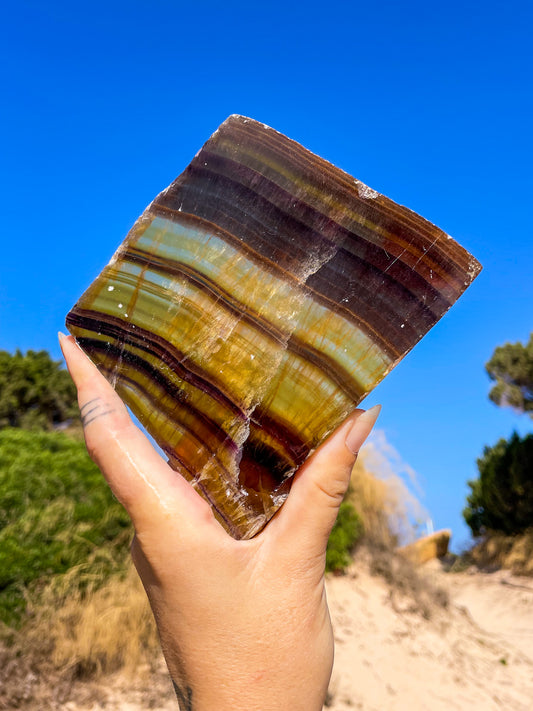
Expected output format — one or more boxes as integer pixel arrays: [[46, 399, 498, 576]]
[[1, 0, 532, 549]]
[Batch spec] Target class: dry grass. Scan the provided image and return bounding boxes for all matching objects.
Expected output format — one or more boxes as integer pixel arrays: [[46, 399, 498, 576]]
[[64, 569, 158, 675], [468, 529, 533, 576], [347, 433, 449, 617], [26, 564, 161, 678], [0, 564, 165, 709], [349, 431, 428, 549]]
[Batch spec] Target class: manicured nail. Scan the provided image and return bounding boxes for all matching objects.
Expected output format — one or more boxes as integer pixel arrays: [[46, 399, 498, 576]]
[[345, 404, 381, 455]]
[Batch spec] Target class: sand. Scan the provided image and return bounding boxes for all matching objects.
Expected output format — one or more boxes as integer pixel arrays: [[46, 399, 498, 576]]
[[326, 556, 533, 711]]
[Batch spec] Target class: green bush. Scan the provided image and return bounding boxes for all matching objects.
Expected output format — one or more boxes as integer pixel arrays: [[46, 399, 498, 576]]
[[0, 350, 78, 430], [0, 428, 131, 625], [326, 500, 363, 572], [464, 432, 533, 537]]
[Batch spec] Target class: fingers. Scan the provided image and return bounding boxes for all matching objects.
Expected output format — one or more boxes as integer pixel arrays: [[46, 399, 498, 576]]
[[59, 333, 212, 533], [269, 406, 381, 559]]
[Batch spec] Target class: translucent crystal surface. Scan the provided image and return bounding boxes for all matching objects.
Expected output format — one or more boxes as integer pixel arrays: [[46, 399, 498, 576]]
[[66, 115, 481, 539]]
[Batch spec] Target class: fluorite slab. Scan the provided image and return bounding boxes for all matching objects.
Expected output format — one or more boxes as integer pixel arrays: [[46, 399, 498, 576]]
[[66, 115, 481, 539]]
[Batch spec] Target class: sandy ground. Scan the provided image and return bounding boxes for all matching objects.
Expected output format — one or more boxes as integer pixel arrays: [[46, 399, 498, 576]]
[[326, 557, 533, 711], [53, 555, 533, 711]]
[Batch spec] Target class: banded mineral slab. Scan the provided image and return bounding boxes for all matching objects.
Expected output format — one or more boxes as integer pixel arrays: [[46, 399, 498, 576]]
[[66, 115, 481, 539]]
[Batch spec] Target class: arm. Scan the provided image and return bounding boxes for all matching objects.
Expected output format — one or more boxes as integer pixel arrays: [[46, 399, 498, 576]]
[[59, 333, 379, 711]]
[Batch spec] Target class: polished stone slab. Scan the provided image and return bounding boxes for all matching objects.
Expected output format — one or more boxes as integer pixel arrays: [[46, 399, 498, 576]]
[[67, 115, 481, 538]]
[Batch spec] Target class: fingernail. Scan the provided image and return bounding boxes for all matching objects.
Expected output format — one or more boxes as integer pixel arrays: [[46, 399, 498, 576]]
[[58, 331, 67, 343], [345, 404, 381, 455]]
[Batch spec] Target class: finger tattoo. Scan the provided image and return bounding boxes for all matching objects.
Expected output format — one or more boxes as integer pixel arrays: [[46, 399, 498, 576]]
[[80, 397, 115, 427]]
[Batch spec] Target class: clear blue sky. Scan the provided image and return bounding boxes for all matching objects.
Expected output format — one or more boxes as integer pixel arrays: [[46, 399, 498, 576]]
[[1, 0, 532, 549]]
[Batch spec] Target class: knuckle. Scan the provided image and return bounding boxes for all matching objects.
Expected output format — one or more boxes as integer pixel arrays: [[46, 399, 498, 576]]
[[312, 476, 346, 509]]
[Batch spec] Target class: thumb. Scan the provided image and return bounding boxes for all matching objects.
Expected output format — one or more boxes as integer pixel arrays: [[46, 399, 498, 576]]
[[269, 405, 381, 557]]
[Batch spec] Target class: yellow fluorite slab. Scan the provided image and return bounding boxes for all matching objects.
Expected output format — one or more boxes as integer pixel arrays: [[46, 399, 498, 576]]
[[66, 116, 481, 538]]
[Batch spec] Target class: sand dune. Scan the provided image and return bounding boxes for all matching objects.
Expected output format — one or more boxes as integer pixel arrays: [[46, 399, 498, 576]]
[[326, 555, 533, 711]]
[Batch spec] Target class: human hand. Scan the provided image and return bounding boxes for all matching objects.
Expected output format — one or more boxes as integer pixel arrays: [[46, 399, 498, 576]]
[[59, 333, 380, 711]]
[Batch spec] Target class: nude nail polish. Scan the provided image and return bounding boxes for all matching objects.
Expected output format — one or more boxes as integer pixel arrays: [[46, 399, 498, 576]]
[[345, 404, 381, 455]]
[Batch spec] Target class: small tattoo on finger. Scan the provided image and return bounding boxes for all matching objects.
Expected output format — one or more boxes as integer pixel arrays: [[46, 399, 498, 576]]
[[80, 397, 115, 427]]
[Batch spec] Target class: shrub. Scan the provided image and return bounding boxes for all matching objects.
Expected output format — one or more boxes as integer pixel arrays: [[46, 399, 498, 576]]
[[0, 428, 131, 624], [464, 432, 533, 537], [0, 349, 78, 430], [326, 500, 363, 572]]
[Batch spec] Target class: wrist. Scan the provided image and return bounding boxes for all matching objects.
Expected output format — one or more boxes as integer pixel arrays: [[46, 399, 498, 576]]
[[165, 632, 332, 711]]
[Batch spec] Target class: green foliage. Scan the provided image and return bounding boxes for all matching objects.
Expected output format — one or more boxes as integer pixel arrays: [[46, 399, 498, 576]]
[[0, 429, 131, 624], [464, 335, 533, 538], [0, 349, 78, 430], [486, 333, 533, 418], [326, 500, 363, 572], [463, 432, 533, 537]]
